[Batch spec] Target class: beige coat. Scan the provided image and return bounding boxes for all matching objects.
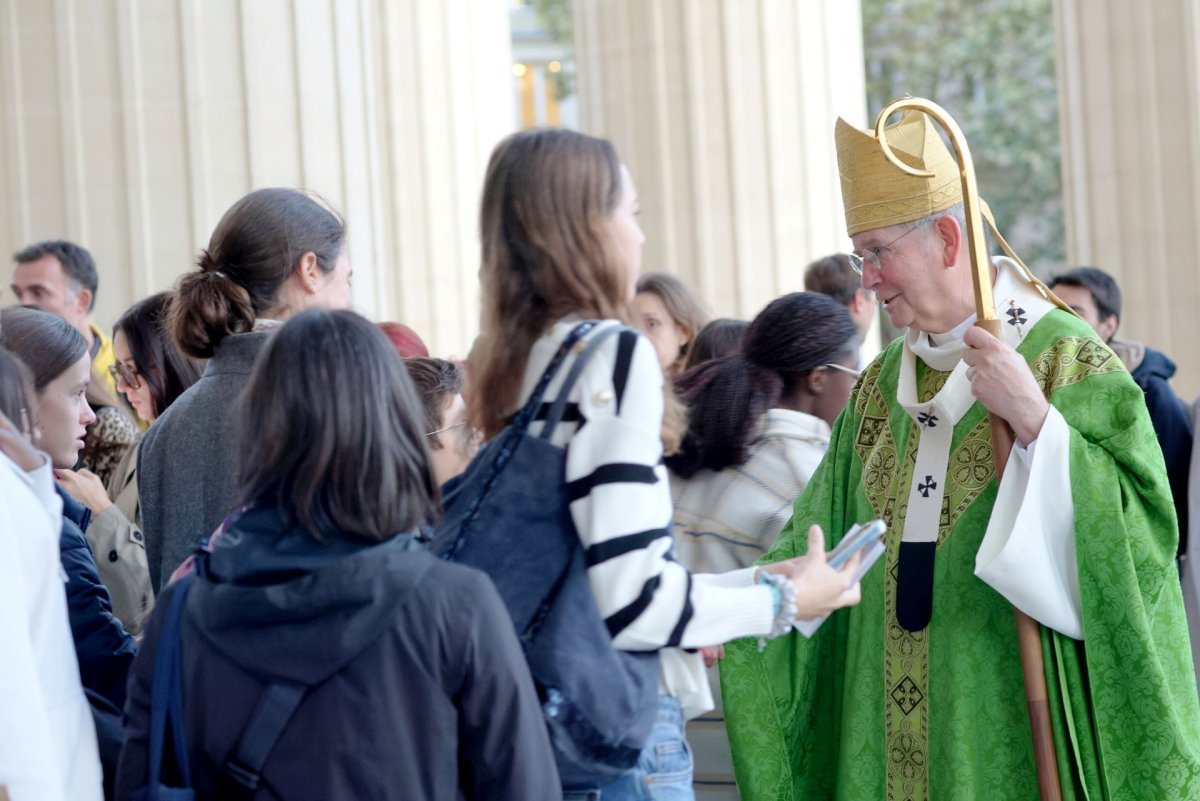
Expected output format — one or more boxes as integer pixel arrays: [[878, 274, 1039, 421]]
[[87, 440, 154, 636]]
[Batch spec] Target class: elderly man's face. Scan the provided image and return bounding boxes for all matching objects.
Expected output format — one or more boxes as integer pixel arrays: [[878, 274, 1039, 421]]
[[11, 255, 90, 329], [851, 220, 951, 332]]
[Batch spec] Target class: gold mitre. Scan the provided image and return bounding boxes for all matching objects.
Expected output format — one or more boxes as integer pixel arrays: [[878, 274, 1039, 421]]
[[835, 110, 962, 237]]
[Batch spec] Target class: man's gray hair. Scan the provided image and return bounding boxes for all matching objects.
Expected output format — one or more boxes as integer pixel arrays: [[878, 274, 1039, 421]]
[[903, 202, 993, 254]]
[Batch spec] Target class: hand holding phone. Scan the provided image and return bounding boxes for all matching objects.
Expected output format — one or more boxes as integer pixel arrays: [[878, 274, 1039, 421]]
[[757, 519, 889, 637], [827, 519, 887, 569]]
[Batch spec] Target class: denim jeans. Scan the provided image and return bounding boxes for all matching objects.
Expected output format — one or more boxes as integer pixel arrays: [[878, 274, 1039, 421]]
[[563, 695, 695, 801]]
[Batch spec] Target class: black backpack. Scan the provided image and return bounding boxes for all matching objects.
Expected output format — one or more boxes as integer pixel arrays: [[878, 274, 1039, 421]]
[[134, 574, 306, 801]]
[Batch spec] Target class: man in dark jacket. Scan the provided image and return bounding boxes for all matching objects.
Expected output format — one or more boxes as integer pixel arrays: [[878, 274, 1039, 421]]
[[116, 507, 559, 801], [1050, 267, 1194, 548], [58, 485, 137, 799]]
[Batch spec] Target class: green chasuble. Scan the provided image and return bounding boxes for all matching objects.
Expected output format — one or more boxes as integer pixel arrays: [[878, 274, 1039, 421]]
[[720, 306, 1200, 800]]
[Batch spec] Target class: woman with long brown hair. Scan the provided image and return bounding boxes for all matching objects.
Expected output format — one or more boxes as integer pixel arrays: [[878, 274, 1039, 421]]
[[469, 128, 863, 800]]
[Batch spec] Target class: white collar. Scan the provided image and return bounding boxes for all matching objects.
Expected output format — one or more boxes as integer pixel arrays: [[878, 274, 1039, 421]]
[[928, 315, 976, 347], [899, 258, 1051, 421]]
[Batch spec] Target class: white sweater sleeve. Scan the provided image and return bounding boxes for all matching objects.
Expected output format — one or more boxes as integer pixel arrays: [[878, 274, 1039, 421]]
[[553, 326, 774, 650], [0, 458, 66, 801]]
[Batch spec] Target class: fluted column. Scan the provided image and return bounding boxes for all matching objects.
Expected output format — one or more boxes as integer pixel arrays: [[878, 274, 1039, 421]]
[[573, 0, 874, 348], [0, 0, 513, 357], [1054, 0, 1200, 398]]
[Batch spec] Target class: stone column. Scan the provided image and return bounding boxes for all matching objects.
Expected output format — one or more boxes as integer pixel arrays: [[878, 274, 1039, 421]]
[[0, 0, 513, 357], [1054, 0, 1200, 398], [573, 0, 875, 351]]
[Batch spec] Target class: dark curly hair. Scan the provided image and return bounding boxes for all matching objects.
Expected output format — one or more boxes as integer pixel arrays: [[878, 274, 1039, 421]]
[[666, 292, 857, 478]]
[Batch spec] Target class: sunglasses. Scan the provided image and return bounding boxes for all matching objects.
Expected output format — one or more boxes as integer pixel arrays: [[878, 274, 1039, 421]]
[[108, 361, 141, 390]]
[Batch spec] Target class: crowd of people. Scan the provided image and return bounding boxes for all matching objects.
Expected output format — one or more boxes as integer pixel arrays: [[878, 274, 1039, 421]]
[[2, 114, 1199, 801]]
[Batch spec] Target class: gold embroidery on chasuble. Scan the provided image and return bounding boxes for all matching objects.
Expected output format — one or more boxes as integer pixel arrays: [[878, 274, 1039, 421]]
[[855, 362, 995, 801], [1032, 335, 1124, 393], [853, 334, 1120, 800]]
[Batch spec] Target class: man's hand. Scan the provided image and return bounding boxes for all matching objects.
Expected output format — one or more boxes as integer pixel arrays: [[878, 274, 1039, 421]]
[[962, 325, 1048, 445]]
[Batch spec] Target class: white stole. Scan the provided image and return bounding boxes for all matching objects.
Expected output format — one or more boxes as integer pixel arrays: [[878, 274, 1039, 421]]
[[896, 258, 1083, 640], [897, 259, 1053, 547]]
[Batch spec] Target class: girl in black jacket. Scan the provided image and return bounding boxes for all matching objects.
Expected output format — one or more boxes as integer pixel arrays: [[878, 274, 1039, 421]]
[[116, 310, 558, 801]]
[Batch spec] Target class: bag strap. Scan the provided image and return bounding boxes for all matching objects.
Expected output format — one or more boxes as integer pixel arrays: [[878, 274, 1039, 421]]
[[538, 324, 629, 440], [146, 573, 196, 790], [443, 320, 606, 563], [224, 679, 307, 795], [522, 325, 633, 641], [508, 321, 599, 437]]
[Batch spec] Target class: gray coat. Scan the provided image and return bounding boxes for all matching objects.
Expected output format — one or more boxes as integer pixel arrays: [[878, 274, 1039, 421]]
[[138, 331, 271, 591]]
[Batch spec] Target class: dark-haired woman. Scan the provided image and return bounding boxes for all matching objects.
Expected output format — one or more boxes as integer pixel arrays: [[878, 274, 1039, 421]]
[[117, 310, 557, 801], [0, 308, 136, 710], [138, 188, 352, 591], [681, 317, 748, 372], [58, 292, 204, 635], [666, 292, 859, 796], [472, 128, 861, 799], [669, 292, 860, 573]]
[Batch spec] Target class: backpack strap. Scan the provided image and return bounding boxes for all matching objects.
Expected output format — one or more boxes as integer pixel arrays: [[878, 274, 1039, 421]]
[[539, 324, 631, 439], [223, 679, 307, 795], [145, 573, 195, 792]]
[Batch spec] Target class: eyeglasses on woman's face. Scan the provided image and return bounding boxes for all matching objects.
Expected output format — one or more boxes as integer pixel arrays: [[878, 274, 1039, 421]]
[[427, 420, 467, 438], [108, 361, 141, 390], [819, 363, 861, 378]]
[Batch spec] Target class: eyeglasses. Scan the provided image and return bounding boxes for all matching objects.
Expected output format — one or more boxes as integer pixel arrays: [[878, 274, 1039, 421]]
[[108, 362, 141, 390], [820, 363, 861, 378], [847, 221, 927, 275], [427, 420, 467, 438]]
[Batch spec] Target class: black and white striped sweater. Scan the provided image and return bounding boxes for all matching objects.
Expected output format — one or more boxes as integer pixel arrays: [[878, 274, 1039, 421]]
[[519, 317, 774, 652]]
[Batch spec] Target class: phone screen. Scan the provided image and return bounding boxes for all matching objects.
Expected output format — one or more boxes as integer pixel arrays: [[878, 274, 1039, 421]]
[[827, 519, 887, 569]]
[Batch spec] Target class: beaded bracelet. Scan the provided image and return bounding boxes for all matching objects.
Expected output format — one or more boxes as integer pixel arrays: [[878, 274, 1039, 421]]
[[756, 569, 798, 652]]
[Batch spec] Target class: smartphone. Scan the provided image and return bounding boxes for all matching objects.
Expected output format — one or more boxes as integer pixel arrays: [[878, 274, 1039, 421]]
[[827, 519, 887, 569]]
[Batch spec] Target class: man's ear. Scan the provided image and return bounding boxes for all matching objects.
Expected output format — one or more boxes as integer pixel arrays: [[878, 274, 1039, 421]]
[[72, 287, 93, 318], [851, 288, 869, 314], [932, 214, 962, 268], [294, 251, 321, 295], [1097, 312, 1119, 342]]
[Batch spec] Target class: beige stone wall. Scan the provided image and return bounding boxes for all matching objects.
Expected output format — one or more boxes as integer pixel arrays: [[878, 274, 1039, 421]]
[[1054, 0, 1200, 399], [572, 0, 878, 353], [0, 0, 514, 358]]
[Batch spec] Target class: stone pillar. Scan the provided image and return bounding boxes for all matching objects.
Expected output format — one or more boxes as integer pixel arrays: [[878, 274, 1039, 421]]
[[1054, 0, 1200, 398], [573, 0, 876, 351], [0, 0, 513, 357]]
